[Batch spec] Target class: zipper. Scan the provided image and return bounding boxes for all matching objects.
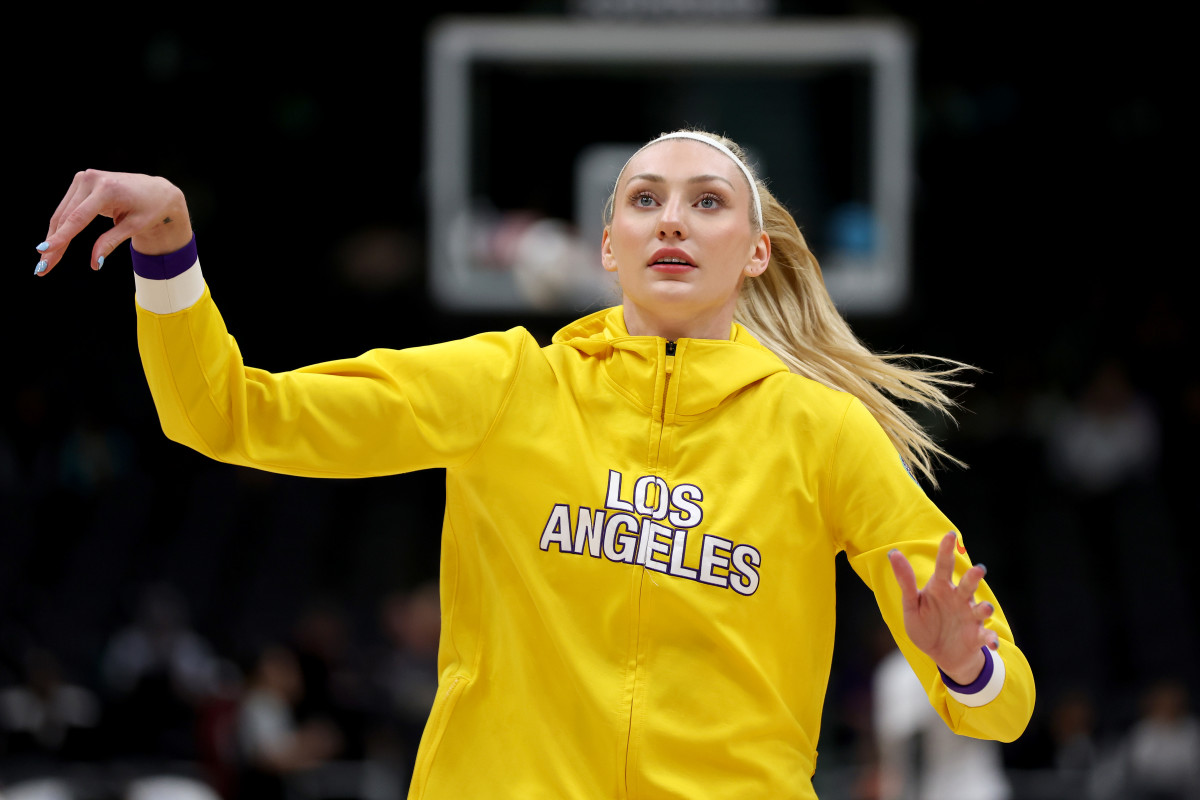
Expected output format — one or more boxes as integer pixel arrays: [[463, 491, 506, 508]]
[[660, 341, 675, 424], [624, 339, 677, 798]]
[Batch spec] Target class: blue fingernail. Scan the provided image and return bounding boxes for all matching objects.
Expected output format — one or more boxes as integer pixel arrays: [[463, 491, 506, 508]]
[[97, 255, 105, 269], [36, 241, 49, 252], [977, 563, 987, 574], [34, 260, 47, 275]]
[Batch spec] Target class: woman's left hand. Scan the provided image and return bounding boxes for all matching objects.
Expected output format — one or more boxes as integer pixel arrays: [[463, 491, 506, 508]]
[[888, 531, 998, 685]]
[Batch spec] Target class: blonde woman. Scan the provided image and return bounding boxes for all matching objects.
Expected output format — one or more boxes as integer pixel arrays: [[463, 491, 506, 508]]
[[35, 131, 1034, 799]]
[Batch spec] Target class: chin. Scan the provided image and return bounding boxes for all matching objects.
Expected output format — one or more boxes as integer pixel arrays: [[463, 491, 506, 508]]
[[641, 279, 706, 301]]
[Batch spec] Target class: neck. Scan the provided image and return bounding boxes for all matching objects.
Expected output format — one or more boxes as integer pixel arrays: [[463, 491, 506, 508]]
[[621, 298, 735, 341]]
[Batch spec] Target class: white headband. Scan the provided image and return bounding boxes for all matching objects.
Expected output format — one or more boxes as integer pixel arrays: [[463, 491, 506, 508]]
[[613, 131, 763, 230]]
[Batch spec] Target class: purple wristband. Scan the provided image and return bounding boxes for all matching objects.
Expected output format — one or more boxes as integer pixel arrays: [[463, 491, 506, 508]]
[[130, 234, 198, 280], [938, 646, 993, 693]]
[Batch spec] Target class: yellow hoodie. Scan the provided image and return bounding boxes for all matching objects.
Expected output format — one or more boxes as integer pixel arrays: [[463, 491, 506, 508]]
[[136, 286, 1034, 800]]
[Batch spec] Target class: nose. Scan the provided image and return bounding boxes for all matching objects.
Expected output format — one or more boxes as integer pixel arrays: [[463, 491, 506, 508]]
[[657, 196, 687, 240]]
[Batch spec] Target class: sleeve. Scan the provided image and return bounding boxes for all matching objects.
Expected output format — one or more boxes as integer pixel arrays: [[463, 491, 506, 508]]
[[133, 240, 530, 479], [825, 398, 1036, 742]]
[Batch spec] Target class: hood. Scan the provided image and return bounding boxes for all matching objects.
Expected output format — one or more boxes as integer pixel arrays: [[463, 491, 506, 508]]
[[552, 306, 789, 416]]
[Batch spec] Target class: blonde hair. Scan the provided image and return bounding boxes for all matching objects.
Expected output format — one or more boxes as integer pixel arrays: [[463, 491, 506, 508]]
[[606, 130, 972, 486]]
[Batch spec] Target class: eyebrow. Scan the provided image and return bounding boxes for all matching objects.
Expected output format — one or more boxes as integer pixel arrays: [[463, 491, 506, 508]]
[[626, 173, 736, 190]]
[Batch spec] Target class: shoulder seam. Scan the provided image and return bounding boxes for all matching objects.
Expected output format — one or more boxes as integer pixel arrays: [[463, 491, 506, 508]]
[[822, 396, 858, 553], [457, 328, 530, 469]]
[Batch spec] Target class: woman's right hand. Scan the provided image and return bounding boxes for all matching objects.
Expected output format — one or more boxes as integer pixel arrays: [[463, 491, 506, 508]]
[[35, 170, 193, 276]]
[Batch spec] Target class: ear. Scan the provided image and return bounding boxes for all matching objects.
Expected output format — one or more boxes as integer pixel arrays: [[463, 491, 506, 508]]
[[601, 227, 618, 273], [743, 231, 771, 277]]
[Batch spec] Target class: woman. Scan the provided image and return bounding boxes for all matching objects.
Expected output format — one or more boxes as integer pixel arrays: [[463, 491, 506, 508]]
[[35, 131, 1034, 799]]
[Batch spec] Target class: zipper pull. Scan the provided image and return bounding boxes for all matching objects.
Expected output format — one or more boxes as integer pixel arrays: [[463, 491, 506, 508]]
[[665, 341, 677, 356]]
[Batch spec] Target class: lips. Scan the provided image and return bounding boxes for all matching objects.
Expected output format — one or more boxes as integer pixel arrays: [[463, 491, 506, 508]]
[[648, 248, 696, 268]]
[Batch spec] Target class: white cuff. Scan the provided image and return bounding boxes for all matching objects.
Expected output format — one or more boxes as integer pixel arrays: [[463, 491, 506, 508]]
[[135, 259, 205, 314], [943, 647, 1006, 707]]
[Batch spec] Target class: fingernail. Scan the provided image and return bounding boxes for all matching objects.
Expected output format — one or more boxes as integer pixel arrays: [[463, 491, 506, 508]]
[[888, 549, 899, 557], [34, 260, 47, 275], [97, 255, 105, 270], [976, 563, 987, 574], [36, 241, 49, 252]]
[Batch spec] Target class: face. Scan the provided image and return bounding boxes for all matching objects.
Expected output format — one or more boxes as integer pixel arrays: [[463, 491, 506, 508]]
[[602, 138, 770, 339]]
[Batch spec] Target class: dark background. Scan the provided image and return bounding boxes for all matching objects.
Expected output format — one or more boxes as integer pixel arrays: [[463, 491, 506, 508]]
[[3, 3, 1193, 796]]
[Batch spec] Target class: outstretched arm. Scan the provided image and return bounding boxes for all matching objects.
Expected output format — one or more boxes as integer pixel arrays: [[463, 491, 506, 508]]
[[888, 531, 998, 686], [35, 170, 192, 275], [831, 400, 1035, 741], [33, 169, 532, 480]]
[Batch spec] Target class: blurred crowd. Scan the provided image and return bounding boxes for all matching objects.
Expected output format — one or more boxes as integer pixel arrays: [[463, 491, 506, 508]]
[[0, 578, 440, 800]]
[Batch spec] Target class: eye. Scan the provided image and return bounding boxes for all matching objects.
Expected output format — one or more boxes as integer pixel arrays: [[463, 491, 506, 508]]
[[633, 192, 657, 208], [696, 193, 723, 210]]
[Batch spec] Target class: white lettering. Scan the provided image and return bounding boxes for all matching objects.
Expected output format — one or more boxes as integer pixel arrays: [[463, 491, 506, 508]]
[[539, 505, 573, 553], [698, 535, 732, 588], [641, 520, 673, 573], [603, 513, 639, 564], [634, 475, 670, 520], [605, 470, 635, 512], [573, 507, 607, 557], [636, 517, 653, 565], [538, 472, 757, 594], [669, 484, 704, 528], [730, 544, 762, 596], [668, 529, 699, 580]]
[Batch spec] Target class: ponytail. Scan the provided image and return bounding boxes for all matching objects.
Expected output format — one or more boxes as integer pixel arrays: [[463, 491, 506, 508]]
[[738, 184, 972, 487]]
